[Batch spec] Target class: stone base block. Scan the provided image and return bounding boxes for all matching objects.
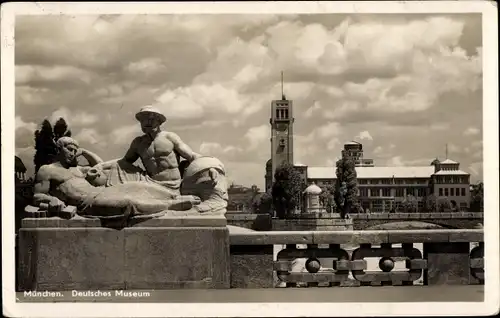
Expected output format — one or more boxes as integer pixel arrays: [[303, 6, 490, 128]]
[[18, 227, 125, 291], [124, 226, 230, 289], [18, 216, 230, 291]]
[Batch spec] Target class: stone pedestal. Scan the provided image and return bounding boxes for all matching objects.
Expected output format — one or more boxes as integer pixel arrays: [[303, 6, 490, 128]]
[[18, 215, 230, 291]]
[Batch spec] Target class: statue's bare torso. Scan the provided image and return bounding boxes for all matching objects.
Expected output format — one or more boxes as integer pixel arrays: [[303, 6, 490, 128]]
[[127, 131, 197, 184]]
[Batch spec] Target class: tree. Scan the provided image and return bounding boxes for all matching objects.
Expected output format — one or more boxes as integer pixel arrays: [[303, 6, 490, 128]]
[[251, 190, 273, 214], [53, 117, 72, 141], [34, 117, 72, 173], [319, 185, 336, 213], [271, 162, 306, 219], [401, 194, 418, 212], [33, 119, 57, 173], [437, 197, 452, 212], [470, 182, 484, 212], [334, 153, 359, 219], [424, 194, 438, 212]]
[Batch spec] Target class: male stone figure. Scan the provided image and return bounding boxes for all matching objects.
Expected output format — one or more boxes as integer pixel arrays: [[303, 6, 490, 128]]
[[33, 137, 200, 219], [120, 105, 210, 197]]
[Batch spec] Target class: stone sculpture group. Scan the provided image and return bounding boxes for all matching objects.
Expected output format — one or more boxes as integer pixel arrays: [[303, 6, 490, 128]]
[[26, 106, 229, 225]]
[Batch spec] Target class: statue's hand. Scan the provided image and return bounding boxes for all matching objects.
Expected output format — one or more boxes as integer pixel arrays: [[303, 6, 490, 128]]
[[48, 197, 66, 212]]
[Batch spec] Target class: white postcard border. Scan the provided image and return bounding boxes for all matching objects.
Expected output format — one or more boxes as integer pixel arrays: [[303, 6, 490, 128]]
[[2, 1, 498, 317]]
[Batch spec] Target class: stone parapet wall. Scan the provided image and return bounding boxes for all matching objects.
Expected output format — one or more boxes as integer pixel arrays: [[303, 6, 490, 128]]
[[229, 229, 484, 288]]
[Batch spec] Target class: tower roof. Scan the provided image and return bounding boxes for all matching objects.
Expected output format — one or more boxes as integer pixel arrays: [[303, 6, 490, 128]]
[[440, 159, 459, 164]]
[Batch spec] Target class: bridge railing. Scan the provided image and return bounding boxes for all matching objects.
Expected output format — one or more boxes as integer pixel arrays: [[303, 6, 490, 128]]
[[229, 229, 484, 288]]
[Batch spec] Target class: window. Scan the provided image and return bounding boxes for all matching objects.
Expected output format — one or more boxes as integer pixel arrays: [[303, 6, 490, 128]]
[[382, 188, 391, 197], [450, 188, 455, 196], [439, 188, 443, 196], [284, 109, 289, 119], [359, 188, 368, 197], [395, 179, 404, 184], [396, 188, 405, 197], [461, 188, 466, 196], [456, 188, 460, 196], [444, 188, 449, 196], [417, 188, 426, 197], [407, 188, 415, 196], [359, 179, 367, 184], [276, 109, 280, 119], [382, 179, 391, 184]]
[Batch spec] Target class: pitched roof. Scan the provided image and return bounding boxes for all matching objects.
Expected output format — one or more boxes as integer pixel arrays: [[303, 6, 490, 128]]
[[440, 159, 459, 164], [433, 170, 469, 175], [307, 166, 435, 179], [345, 141, 362, 146]]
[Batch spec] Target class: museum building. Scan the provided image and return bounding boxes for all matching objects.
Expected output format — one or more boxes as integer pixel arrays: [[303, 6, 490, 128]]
[[264, 95, 471, 213]]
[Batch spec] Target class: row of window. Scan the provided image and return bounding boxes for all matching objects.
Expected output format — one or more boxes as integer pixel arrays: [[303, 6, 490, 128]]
[[275, 108, 289, 119], [439, 187, 467, 197], [358, 188, 427, 197], [433, 176, 469, 184], [358, 179, 428, 185]]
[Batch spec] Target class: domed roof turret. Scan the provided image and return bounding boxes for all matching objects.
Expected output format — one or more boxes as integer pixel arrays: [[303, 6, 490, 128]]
[[304, 182, 322, 195], [430, 158, 440, 166]]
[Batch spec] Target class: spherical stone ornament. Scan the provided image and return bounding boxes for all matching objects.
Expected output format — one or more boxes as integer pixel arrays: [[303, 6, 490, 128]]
[[305, 258, 321, 273], [379, 257, 395, 272]]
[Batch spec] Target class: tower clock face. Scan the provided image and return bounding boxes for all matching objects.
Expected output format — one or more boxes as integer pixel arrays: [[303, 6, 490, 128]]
[[276, 123, 288, 132]]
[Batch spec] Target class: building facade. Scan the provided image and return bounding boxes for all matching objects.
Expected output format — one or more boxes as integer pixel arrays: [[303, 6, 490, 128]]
[[264, 96, 472, 213]]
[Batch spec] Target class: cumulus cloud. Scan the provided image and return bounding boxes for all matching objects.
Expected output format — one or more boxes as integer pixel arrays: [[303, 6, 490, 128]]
[[199, 142, 242, 157], [464, 127, 480, 136], [245, 125, 270, 150], [373, 146, 383, 155], [13, 13, 483, 187], [73, 128, 101, 145], [50, 107, 99, 127], [356, 130, 373, 141], [15, 116, 37, 132]]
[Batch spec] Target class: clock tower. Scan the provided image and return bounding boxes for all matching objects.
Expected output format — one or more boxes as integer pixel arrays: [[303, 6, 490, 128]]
[[266, 72, 294, 190]]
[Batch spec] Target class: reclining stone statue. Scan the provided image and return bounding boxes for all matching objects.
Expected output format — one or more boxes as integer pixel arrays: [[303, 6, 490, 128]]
[[28, 106, 229, 222]]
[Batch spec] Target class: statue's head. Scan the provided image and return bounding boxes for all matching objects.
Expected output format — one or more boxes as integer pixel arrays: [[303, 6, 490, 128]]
[[56, 137, 79, 167], [135, 106, 166, 134]]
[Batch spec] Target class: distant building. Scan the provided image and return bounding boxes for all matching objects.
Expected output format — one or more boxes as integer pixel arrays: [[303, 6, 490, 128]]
[[264, 93, 472, 213], [227, 184, 260, 212]]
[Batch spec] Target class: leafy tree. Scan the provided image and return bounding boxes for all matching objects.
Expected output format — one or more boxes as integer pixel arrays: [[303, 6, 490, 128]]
[[33, 119, 57, 173], [470, 182, 484, 212], [33, 117, 72, 173], [334, 153, 359, 219], [53, 117, 72, 141], [424, 194, 438, 212], [437, 197, 452, 212], [251, 190, 273, 214], [401, 194, 418, 212], [271, 162, 306, 219], [319, 185, 336, 213]]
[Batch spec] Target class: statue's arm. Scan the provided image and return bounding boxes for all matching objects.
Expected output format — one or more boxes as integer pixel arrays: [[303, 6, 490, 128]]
[[166, 132, 201, 162], [123, 137, 140, 164], [78, 148, 104, 167], [32, 167, 60, 206]]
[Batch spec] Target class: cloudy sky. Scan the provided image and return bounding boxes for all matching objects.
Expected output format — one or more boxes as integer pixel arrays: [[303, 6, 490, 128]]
[[15, 13, 483, 189]]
